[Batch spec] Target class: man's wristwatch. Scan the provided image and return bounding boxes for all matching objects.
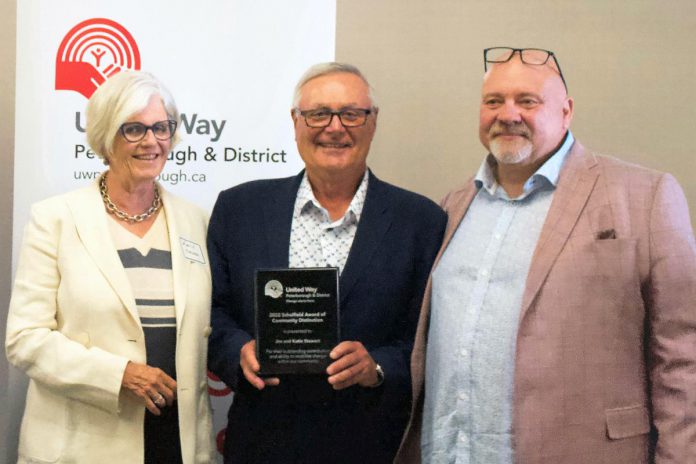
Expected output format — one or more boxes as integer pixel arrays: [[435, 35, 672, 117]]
[[372, 364, 384, 387]]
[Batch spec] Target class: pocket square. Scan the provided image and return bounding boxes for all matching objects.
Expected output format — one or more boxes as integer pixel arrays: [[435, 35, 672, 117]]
[[596, 228, 617, 240]]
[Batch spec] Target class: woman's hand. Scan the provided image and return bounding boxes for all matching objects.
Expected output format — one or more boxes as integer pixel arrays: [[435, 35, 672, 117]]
[[121, 361, 177, 415]]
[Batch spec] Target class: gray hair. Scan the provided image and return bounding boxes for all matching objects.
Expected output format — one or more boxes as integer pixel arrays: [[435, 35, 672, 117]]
[[86, 70, 180, 163], [292, 62, 378, 109]]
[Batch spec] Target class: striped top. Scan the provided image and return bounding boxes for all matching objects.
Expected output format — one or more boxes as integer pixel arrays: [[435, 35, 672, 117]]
[[108, 211, 177, 379]]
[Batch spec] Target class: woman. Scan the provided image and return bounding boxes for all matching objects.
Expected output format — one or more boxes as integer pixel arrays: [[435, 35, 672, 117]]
[[6, 71, 215, 463]]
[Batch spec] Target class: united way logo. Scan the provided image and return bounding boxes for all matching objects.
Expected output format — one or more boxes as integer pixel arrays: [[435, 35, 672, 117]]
[[264, 280, 284, 299], [55, 18, 141, 99]]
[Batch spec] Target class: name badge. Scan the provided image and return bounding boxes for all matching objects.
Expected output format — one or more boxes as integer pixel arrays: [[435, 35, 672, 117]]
[[180, 238, 205, 264]]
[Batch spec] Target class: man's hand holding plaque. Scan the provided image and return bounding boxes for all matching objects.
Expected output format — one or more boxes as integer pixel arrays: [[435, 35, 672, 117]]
[[326, 341, 380, 389], [239, 339, 380, 391], [239, 340, 280, 390]]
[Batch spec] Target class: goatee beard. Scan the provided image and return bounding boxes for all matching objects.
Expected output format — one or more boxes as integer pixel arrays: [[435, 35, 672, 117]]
[[490, 138, 532, 164], [488, 121, 533, 164]]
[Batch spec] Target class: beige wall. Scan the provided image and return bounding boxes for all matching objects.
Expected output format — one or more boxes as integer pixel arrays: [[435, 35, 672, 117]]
[[1, 1, 694, 462], [336, 0, 696, 230], [1, 0, 16, 461]]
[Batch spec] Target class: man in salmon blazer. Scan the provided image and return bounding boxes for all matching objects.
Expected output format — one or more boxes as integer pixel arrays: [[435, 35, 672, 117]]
[[396, 47, 696, 463]]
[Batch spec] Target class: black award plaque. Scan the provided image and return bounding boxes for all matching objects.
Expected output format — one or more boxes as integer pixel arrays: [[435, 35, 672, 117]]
[[255, 268, 340, 376]]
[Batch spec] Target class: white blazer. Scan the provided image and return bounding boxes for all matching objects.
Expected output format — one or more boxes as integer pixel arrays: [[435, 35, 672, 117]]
[[6, 180, 215, 463]]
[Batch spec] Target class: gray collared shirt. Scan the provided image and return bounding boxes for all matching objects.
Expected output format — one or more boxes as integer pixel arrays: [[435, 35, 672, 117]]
[[288, 170, 369, 273], [422, 132, 574, 463]]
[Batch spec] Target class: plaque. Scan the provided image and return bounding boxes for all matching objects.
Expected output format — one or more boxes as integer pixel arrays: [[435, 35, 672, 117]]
[[255, 268, 340, 375]]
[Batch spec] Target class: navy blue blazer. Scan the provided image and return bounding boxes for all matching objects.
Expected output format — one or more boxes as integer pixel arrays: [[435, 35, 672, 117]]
[[208, 171, 446, 463]]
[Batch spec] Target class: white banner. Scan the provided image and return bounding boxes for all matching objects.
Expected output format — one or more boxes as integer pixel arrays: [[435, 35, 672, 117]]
[[13, 0, 335, 458]]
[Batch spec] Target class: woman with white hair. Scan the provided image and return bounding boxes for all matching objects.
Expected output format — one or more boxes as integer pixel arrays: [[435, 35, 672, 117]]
[[6, 71, 214, 463]]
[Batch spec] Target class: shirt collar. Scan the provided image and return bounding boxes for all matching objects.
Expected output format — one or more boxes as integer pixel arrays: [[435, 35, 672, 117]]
[[294, 170, 370, 225], [474, 131, 575, 199]]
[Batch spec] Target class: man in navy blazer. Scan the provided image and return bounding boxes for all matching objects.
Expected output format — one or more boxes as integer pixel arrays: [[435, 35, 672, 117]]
[[207, 62, 446, 463]]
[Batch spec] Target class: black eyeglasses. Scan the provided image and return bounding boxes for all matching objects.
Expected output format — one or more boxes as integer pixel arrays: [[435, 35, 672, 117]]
[[119, 120, 178, 143], [296, 108, 372, 128], [484, 47, 567, 91]]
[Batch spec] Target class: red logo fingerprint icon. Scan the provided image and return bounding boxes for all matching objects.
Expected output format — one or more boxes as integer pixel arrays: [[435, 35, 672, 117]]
[[55, 18, 141, 98]]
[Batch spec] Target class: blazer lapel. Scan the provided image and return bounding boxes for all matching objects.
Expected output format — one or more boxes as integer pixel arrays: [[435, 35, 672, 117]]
[[411, 179, 477, 403], [67, 181, 139, 325], [435, 179, 478, 269], [161, 189, 191, 332], [519, 143, 599, 319], [414, 179, 477, 349], [339, 172, 393, 305], [262, 173, 303, 267]]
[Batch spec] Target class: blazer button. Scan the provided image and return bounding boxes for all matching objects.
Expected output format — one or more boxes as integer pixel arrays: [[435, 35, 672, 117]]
[[203, 326, 212, 338]]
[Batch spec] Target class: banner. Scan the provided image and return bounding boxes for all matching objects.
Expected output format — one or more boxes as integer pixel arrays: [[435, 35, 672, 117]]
[[13, 0, 335, 458]]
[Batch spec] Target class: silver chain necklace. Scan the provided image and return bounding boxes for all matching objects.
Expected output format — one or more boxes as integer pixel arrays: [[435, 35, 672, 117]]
[[99, 172, 161, 223]]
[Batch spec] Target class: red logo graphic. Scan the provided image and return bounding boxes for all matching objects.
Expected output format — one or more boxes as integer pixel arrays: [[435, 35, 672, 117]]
[[55, 18, 141, 98], [207, 370, 232, 397], [216, 428, 226, 454]]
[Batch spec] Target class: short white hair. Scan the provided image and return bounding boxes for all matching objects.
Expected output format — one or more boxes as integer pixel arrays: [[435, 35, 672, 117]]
[[86, 71, 180, 163], [292, 62, 378, 109]]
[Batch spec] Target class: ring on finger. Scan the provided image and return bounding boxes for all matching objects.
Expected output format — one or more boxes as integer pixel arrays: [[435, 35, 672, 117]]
[[153, 393, 165, 407]]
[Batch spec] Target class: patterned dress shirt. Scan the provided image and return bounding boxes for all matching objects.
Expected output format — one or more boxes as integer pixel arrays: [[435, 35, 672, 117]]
[[289, 170, 369, 273]]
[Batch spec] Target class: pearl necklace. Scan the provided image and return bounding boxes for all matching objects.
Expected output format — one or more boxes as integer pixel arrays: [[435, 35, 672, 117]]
[[99, 172, 161, 223]]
